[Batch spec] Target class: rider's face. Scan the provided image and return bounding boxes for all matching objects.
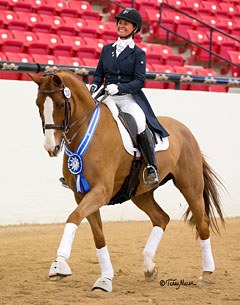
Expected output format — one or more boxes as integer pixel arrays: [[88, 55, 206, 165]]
[[117, 19, 135, 39]]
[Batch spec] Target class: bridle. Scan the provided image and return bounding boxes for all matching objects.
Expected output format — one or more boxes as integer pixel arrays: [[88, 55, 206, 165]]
[[38, 86, 71, 134], [38, 83, 103, 145]]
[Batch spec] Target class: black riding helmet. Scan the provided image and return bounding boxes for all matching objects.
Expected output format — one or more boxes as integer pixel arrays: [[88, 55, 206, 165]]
[[115, 8, 142, 33]]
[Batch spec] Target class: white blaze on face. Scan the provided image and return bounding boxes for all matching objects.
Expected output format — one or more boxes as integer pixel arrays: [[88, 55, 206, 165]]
[[43, 97, 55, 152]]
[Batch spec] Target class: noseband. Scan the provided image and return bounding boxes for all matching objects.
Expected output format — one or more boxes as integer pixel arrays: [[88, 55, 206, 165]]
[[38, 86, 71, 134]]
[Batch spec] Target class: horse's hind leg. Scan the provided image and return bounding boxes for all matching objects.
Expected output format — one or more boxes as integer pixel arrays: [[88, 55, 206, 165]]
[[132, 190, 170, 281], [174, 165, 215, 283]]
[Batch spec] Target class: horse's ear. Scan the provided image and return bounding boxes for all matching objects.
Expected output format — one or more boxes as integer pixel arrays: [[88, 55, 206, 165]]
[[53, 75, 63, 87], [27, 73, 43, 85]]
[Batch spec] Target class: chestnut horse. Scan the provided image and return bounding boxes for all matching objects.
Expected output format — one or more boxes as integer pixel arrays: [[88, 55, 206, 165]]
[[29, 70, 224, 292]]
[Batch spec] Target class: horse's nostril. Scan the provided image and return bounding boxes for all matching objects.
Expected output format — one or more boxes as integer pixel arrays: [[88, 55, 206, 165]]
[[53, 145, 60, 156]]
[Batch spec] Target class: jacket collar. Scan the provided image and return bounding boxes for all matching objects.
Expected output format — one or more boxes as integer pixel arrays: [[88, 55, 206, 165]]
[[111, 43, 136, 63]]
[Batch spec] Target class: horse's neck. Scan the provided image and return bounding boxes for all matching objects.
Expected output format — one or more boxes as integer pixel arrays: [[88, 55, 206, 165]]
[[71, 90, 95, 121]]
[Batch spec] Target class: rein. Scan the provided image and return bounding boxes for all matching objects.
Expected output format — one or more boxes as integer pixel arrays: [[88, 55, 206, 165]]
[[38, 81, 108, 145]]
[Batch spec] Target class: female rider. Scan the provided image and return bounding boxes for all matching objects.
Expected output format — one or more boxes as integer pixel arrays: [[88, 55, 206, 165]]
[[89, 8, 169, 186]]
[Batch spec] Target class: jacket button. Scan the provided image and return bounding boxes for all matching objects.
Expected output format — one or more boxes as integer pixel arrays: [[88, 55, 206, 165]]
[[117, 70, 120, 74], [118, 76, 121, 79]]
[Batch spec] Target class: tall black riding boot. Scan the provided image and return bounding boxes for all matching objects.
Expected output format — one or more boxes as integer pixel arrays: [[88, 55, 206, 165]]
[[138, 127, 159, 186]]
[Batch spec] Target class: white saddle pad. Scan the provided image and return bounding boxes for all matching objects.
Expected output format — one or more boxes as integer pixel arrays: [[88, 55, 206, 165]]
[[103, 98, 169, 157]]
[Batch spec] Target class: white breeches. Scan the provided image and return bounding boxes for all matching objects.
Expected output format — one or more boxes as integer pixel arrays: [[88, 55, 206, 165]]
[[109, 94, 146, 134]]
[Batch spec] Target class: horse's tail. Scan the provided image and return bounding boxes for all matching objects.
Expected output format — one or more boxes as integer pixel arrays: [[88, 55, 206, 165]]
[[184, 156, 225, 236]]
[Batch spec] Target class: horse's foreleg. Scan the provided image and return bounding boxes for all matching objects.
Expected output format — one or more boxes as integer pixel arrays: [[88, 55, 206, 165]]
[[49, 222, 77, 280], [87, 212, 114, 292], [132, 191, 170, 281], [49, 186, 109, 282]]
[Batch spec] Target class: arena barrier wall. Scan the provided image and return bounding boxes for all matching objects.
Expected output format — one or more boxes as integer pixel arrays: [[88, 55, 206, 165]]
[[0, 79, 239, 225]]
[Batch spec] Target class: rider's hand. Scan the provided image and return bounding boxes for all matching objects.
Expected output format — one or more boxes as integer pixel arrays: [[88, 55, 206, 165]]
[[106, 84, 119, 96], [88, 84, 98, 94]]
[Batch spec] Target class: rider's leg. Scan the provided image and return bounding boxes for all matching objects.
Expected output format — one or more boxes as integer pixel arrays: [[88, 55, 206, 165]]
[[137, 126, 159, 185], [114, 95, 158, 186]]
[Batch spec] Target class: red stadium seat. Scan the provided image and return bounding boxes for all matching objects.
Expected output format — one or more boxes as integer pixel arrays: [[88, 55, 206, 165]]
[[5, 52, 34, 80], [1, 38, 24, 53], [35, 2, 56, 16], [189, 67, 215, 91], [55, 24, 76, 36], [0, 10, 28, 31], [84, 19, 112, 36], [62, 17, 87, 34], [57, 56, 83, 67], [99, 29, 118, 42], [148, 10, 176, 43], [0, 0, 10, 10], [81, 10, 101, 21], [78, 26, 98, 39], [31, 21, 52, 34], [230, 19, 240, 40], [35, 32, 63, 50], [68, 0, 91, 12], [187, 29, 212, 65], [227, 51, 240, 77], [0, 52, 21, 80], [82, 58, 99, 68], [11, 0, 33, 13], [140, 8, 160, 33], [146, 52, 163, 65], [163, 0, 187, 11], [207, 32, 237, 63], [60, 35, 85, 53], [215, 17, 234, 34], [151, 64, 175, 89], [83, 37, 105, 55], [138, 42, 153, 54], [31, 54, 59, 65], [75, 46, 98, 59], [151, 44, 174, 60], [179, 0, 204, 15], [39, 15, 66, 32], [48, 0, 75, 16], [173, 66, 196, 90], [5, 51, 33, 63], [200, 1, 220, 16], [195, 15, 219, 33], [11, 30, 39, 53], [217, 2, 238, 19], [0, 29, 13, 43], [16, 12, 43, 30], [52, 44, 74, 57], [174, 15, 194, 43], [164, 54, 185, 66], [194, 67, 227, 92]]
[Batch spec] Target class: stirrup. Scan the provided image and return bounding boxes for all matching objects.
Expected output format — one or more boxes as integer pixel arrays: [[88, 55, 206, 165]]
[[143, 165, 159, 186]]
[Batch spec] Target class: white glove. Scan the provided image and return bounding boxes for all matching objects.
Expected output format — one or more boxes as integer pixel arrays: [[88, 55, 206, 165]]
[[106, 84, 119, 96], [88, 84, 97, 94]]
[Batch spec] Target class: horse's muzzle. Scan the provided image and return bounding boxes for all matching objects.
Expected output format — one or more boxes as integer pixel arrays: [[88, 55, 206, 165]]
[[48, 145, 61, 157]]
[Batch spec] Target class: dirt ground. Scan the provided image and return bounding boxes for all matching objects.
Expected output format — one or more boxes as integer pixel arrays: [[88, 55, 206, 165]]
[[0, 218, 239, 305]]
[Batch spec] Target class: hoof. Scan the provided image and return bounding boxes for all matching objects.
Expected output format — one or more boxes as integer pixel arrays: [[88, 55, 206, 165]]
[[91, 277, 113, 292], [49, 259, 72, 280], [144, 266, 158, 282], [198, 276, 214, 285]]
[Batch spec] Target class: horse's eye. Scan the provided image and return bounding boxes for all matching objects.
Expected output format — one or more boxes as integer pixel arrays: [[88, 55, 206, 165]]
[[56, 103, 65, 109]]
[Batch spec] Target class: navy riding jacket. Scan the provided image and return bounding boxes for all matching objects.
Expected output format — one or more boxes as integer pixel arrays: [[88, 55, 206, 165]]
[[92, 43, 169, 138]]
